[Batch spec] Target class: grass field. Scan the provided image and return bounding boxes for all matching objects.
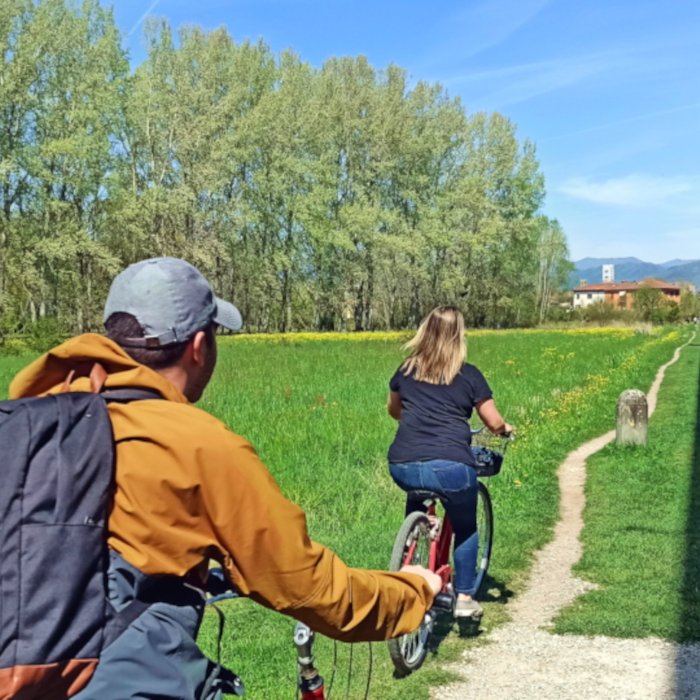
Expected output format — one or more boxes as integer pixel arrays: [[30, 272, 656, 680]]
[[554, 333, 700, 641], [0, 326, 690, 698]]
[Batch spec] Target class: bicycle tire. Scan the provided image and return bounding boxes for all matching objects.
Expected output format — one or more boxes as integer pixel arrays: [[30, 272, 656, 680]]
[[387, 511, 433, 676], [473, 481, 493, 595]]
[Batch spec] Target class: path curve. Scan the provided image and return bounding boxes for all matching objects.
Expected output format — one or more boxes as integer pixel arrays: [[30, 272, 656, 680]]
[[434, 335, 700, 700]]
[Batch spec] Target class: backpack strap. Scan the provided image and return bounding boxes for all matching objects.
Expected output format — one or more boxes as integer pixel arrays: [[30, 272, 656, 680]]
[[103, 576, 205, 648], [100, 388, 164, 403], [98, 389, 175, 646]]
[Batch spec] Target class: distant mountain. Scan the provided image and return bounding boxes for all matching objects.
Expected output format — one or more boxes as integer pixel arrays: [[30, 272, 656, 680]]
[[659, 259, 695, 268], [568, 257, 700, 289], [574, 257, 642, 269], [665, 260, 700, 286]]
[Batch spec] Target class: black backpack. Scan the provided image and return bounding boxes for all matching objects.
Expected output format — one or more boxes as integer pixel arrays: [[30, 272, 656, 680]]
[[0, 389, 159, 699]]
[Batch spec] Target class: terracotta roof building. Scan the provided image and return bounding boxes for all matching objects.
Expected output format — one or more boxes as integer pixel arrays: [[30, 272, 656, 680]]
[[573, 279, 682, 310]]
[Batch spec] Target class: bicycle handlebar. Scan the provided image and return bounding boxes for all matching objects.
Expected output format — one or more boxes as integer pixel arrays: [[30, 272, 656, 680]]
[[204, 567, 239, 604], [471, 426, 514, 439], [431, 591, 456, 613]]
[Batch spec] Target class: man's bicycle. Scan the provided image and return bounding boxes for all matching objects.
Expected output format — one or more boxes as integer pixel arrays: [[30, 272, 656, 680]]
[[293, 594, 454, 699], [206, 576, 454, 698], [387, 429, 511, 676], [206, 567, 453, 700]]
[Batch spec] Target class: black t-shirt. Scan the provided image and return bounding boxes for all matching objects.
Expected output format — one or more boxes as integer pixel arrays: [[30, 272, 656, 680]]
[[387, 362, 493, 465]]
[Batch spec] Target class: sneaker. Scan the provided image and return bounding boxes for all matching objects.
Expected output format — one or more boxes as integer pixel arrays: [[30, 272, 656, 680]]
[[454, 598, 483, 620]]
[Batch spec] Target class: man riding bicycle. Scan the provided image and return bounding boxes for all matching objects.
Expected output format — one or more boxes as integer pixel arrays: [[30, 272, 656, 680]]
[[7, 257, 440, 699]]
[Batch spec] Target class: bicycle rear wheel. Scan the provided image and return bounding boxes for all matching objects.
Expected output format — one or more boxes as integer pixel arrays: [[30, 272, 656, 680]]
[[387, 511, 433, 676], [473, 481, 493, 595]]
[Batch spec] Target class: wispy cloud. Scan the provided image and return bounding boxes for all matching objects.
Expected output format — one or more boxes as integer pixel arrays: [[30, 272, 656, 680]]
[[417, 0, 554, 69], [560, 174, 695, 207], [543, 102, 700, 142], [128, 0, 163, 37], [442, 49, 641, 110], [452, 0, 553, 59]]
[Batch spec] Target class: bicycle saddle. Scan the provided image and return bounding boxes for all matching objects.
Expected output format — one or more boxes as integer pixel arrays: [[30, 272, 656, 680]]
[[407, 489, 441, 501]]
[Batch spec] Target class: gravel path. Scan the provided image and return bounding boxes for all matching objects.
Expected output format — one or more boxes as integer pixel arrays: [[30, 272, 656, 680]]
[[434, 338, 700, 700]]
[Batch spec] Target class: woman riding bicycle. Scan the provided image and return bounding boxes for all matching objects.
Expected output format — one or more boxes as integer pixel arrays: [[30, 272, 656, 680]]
[[387, 306, 512, 621]]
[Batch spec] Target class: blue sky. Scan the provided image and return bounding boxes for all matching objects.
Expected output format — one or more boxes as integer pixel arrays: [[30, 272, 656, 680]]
[[110, 0, 700, 264]]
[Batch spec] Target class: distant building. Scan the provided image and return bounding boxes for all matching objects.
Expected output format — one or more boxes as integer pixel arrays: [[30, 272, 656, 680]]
[[602, 264, 615, 283], [573, 279, 682, 310]]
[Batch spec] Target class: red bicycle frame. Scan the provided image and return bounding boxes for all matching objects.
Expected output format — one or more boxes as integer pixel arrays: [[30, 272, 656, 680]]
[[402, 501, 454, 592]]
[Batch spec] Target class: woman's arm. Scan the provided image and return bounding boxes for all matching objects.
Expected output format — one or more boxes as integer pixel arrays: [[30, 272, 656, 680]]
[[387, 390, 402, 420], [475, 398, 512, 435]]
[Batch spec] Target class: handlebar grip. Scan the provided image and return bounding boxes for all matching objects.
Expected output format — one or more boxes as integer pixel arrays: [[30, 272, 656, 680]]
[[432, 591, 455, 612], [204, 567, 240, 604]]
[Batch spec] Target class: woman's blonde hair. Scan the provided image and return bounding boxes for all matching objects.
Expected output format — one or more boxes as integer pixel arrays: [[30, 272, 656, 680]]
[[400, 306, 466, 384]]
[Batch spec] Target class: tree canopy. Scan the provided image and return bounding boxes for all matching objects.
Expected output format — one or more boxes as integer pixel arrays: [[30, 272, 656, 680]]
[[0, 0, 570, 338]]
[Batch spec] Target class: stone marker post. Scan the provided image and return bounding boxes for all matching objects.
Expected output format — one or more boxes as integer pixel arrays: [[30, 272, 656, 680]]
[[616, 389, 648, 445]]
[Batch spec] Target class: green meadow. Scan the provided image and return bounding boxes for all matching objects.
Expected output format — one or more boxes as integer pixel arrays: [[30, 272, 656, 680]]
[[554, 335, 700, 641], [0, 326, 689, 698]]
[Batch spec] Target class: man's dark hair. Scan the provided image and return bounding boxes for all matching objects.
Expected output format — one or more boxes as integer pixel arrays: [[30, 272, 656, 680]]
[[105, 312, 214, 370]]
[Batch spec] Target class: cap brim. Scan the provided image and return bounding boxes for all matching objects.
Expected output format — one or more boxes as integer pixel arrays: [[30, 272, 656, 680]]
[[214, 297, 243, 331]]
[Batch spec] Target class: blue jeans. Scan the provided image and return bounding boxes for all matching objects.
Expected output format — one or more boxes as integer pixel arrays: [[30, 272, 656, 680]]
[[389, 460, 479, 596]]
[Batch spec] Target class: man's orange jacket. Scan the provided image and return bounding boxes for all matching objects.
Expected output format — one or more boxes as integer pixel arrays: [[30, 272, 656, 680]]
[[10, 333, 433, 642]]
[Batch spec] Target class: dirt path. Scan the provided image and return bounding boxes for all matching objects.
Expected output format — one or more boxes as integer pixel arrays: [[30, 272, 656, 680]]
[[434, 337, 700, 700]]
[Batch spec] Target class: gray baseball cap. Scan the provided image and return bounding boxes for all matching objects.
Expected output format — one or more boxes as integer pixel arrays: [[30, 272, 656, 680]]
[[104, 257, 242, 347]]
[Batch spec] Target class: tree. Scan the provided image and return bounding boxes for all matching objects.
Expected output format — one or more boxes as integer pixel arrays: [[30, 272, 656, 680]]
[[534, 218, 571, 323], [0, 0, 127, 334], [634, 286, 665, 322], [679, 288, 700, 321], [0, 5, 564, 338], [582, 300, 619, 325], [440, 113, 546, 327]]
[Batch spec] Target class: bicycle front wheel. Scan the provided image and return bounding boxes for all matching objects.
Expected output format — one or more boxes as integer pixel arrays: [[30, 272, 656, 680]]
[[473, 481, 494, 595], [387, 511, 433, 676]]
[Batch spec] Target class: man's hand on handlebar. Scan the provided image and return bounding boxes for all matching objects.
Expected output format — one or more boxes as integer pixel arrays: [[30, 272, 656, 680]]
[[400, 564, 442, 596]]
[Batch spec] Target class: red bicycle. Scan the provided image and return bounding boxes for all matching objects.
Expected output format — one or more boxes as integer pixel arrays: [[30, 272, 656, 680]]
[[387, 430, 510, 675]]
